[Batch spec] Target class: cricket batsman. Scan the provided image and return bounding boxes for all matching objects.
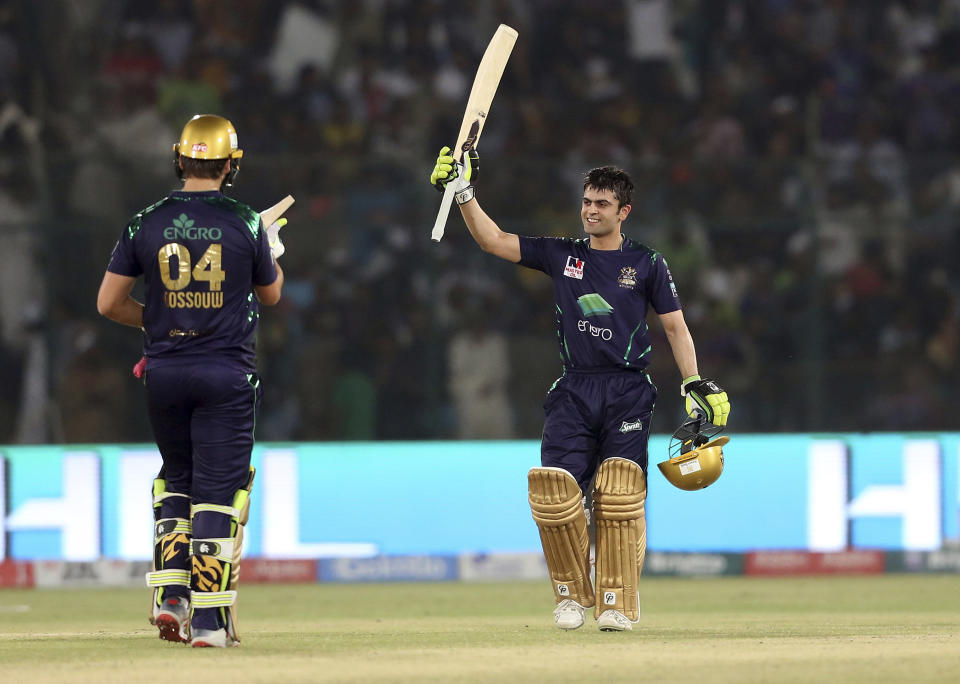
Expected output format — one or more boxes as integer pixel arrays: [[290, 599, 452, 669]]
[[97, 114, 287, 647], [430, 149, 730, 631]]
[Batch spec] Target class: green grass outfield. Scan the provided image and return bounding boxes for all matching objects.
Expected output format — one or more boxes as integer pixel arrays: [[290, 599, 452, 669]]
[[2, 575, 960, 683]]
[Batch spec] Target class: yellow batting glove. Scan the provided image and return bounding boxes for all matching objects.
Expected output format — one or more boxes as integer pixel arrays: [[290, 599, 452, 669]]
[[430, 146, 459, 191], [681, 375, 730, 427]]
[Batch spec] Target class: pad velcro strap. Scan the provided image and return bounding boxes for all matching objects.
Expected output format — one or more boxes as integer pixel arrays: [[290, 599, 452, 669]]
[[191, 590, 237, 608], [153, 491, 190, 506], [146, 569, 191, 587], [154, 517, 192, 541], [191, 538, 236, 563], [192, 502, 241, 519]]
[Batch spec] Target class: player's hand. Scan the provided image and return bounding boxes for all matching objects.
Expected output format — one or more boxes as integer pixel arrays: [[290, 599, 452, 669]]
[[681, 375, 730, 427], [132, 356, 146, 379], [430, 146, 479, 192], [430, 146, 457, 191], [267, 217, 287, 259]]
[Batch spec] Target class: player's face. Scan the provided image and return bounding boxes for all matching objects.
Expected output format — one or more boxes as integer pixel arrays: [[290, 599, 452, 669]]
[[581, 187, 629, 237]]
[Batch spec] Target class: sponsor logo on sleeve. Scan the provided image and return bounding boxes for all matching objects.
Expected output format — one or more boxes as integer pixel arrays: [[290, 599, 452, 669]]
[[665, 260, 679, 297]]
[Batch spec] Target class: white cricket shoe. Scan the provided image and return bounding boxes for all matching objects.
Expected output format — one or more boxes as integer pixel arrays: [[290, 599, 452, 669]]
[[154, 597, 190, 643], [553, 599, 586, 630], [190, 627, 231, 648], [597, 609, 633, 632]]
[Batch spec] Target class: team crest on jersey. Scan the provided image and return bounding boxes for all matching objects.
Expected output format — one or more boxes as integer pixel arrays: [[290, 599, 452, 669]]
[[618, 266, 638, 289], [564, 256, 585, 279]]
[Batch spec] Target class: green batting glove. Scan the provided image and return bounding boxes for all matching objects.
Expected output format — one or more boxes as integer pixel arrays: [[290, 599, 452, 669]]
[[429, 146, 480, 193], [430, 146, 457, 191], [681, 375, 730, 427]]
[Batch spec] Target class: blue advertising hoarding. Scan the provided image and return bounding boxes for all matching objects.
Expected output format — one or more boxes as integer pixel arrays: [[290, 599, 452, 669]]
[[2, 434, 958, 560]]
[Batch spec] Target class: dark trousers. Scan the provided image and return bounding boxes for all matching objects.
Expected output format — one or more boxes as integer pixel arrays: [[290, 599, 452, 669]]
[[540, 369, 656, 493], [146, 362, 261, 505]]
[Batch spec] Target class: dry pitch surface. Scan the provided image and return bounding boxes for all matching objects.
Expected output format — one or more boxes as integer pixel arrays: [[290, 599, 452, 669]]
[[1, 575, 959, 683]]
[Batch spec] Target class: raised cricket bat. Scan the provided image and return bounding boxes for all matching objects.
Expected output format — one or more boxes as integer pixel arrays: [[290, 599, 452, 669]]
[[259, 194, 295, 228], [431, 24, 518, 242]]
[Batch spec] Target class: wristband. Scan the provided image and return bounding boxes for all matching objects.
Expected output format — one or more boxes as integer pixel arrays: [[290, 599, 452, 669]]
[[455, 185, 475, 205]]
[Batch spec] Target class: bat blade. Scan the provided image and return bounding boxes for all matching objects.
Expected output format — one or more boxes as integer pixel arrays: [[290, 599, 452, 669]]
[[259, 194, 295, 228], [432, 24, 518, 242]]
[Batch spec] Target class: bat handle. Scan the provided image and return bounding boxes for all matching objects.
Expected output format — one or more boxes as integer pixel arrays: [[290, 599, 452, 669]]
[[431, 181, 457, 242]]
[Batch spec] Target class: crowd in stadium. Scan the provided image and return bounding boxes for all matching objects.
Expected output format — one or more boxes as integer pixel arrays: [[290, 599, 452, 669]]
[[0, 0, 958, 442]]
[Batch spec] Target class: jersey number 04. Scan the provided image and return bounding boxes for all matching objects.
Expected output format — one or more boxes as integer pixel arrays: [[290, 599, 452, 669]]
[[158, 242, 225, 291]]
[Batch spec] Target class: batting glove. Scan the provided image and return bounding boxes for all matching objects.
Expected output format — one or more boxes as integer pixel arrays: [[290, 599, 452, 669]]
[[267, 217, 287, 259], [681, 375, 730, 427], [430, 146, 479, 203]]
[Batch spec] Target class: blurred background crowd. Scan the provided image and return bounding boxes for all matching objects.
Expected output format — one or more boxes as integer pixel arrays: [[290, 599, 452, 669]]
[[0, 0, 958, 444]]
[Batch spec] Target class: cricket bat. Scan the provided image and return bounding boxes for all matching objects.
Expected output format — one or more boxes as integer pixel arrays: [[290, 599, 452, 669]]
[[259, 194, 295, 228], [431, 24, 518, 242]]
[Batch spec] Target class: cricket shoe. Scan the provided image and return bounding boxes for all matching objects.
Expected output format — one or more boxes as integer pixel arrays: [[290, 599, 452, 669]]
[[154, 597, 190, 643], [597, 609, 633, 632], [190, 628, 235, 648], [553, 599, 586, 630]]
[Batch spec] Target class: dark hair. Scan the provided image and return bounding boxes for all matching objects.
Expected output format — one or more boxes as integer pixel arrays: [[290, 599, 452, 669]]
[[179, 156, 230, 180], [583, 166, 634, 208]]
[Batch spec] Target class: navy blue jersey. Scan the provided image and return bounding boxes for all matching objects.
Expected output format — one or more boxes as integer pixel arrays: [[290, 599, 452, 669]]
[[107, 190, 277, 371], [519, 235, 680, 370]]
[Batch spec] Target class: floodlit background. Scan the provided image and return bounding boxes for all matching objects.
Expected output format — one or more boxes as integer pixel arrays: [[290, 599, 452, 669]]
[[1, 0, 957, 444]]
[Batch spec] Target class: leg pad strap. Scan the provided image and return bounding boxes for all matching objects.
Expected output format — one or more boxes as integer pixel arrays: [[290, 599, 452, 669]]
[[147, 569, 191, 587], [191, 590, 237, 608]]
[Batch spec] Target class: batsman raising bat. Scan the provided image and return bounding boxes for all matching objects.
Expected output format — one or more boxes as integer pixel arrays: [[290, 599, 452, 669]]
[[430, 151, 730, 632], [97, 114, 287, 647]]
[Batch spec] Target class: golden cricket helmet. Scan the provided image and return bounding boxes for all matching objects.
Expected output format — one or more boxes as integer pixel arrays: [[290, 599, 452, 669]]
[[173, 114, 243, 186], [658, 412, 728, 491]]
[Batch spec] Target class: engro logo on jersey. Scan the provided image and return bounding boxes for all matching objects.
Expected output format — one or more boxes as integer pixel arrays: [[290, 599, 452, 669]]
[[563, 256, 584, 279], [163, 217, 222, 241], [578, 320, 613, 340]]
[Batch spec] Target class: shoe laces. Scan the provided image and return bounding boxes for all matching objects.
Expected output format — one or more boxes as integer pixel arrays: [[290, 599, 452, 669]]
[[554, 599, 583, 616]]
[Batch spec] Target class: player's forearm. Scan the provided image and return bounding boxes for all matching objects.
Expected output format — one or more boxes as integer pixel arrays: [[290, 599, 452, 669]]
[[664, 324, 698, 379], [255, 261, 284, 306], [458, 199, 521, 262], [459, 198, 497, 248], [273, 259, 285, 291], [101, 297, 144, 329]]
